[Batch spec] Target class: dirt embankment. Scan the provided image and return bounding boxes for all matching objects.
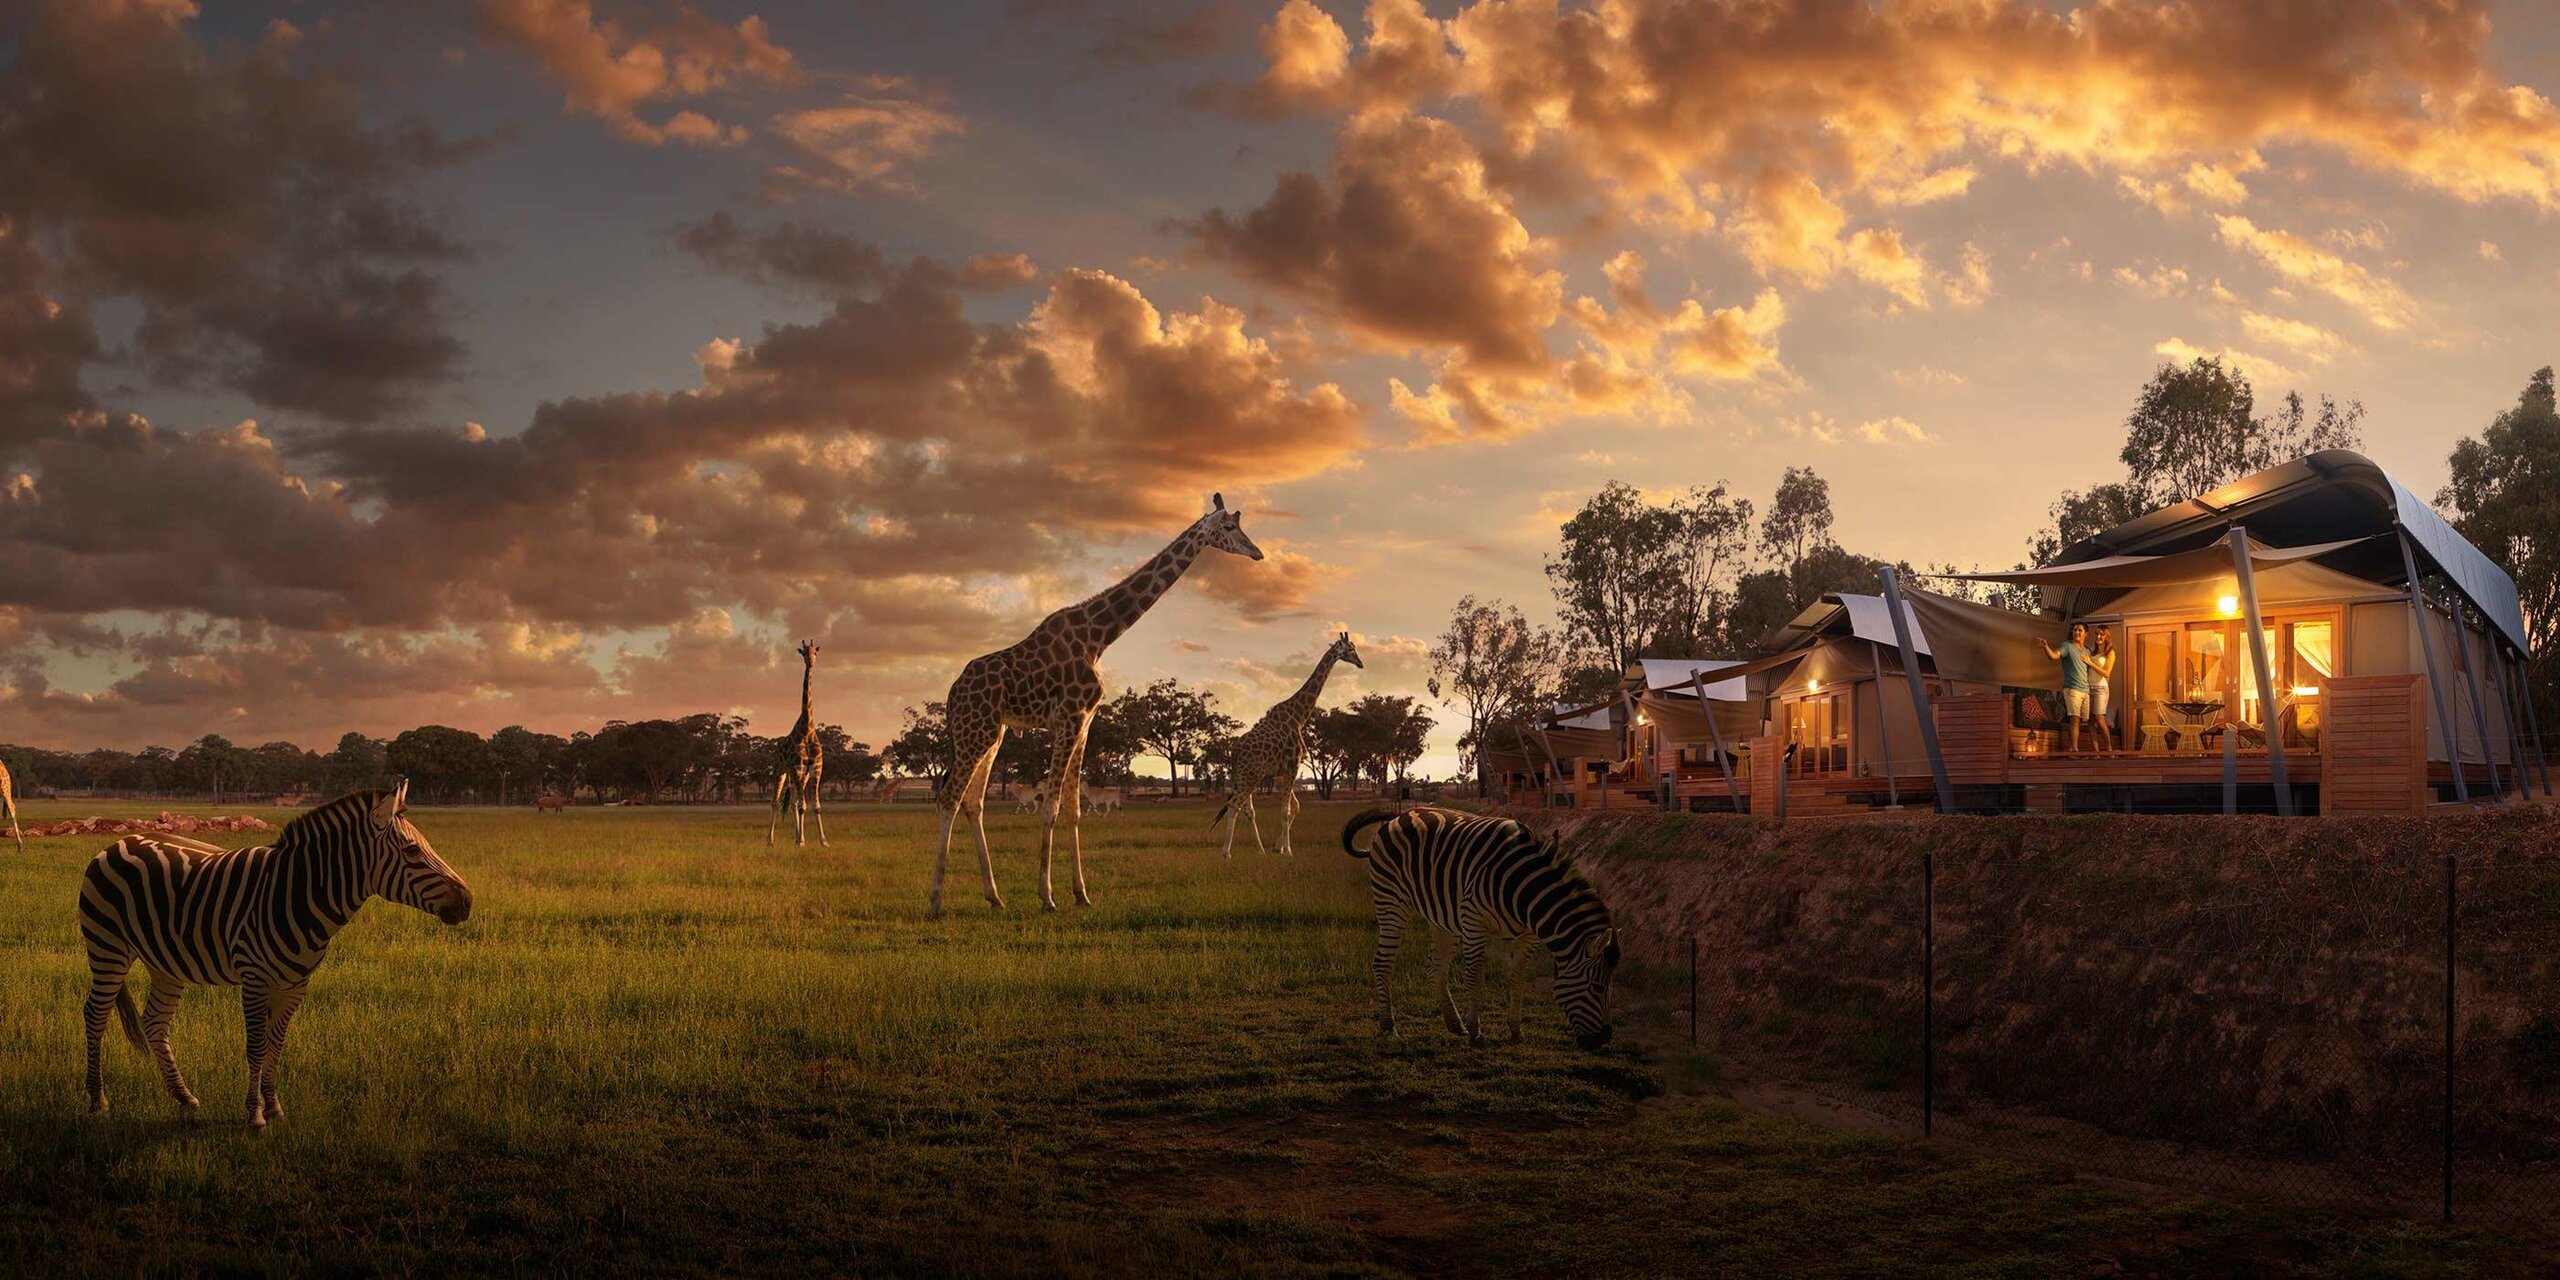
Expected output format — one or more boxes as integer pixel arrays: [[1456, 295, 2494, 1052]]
[[1516, 806, 2560, 1163]]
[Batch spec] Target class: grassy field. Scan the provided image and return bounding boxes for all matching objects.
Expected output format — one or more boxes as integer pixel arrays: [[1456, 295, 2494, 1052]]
[[0, 798, 2536, 1277]]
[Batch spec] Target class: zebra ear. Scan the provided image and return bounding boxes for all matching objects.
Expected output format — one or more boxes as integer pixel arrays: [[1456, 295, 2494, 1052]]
[[372, 782, 404, 825]]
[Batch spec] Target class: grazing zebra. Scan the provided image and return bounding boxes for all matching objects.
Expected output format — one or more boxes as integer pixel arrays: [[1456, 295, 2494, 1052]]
[[77, 782, 473, 1127], [1342, 806, 1620, 1049]]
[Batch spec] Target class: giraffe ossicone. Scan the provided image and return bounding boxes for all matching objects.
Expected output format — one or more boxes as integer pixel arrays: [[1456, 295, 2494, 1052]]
[[930, 495, 1264, 913], [1212, 631, 1363, 857]]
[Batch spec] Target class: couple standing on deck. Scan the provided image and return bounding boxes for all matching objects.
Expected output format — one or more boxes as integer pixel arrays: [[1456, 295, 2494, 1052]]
[[2036, 622, 2118, 752]]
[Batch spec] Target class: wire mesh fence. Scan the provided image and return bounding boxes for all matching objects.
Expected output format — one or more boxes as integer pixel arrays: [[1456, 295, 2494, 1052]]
[[1672, 832, 2560, 1229]]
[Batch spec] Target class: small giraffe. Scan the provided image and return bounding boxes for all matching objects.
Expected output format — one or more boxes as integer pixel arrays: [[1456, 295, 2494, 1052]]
[[931, 493, 1263, 913], [768, 640, 827, 847], [1, 756, 20, 852], [1211, 632, 1363, 856]]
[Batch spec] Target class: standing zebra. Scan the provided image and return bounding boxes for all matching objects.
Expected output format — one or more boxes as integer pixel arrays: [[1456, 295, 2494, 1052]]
[[1342, 806, 1620, 1049], [77, 782, 473, 1126]]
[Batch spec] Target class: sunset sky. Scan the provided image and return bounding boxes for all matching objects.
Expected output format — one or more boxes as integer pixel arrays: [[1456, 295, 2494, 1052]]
[[5, 0, 2560, 773]]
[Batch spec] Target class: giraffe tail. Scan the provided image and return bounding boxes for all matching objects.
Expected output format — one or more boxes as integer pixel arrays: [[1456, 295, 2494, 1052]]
[[1208, 792, 1235, 828], [1341, 807, 1398, 859]]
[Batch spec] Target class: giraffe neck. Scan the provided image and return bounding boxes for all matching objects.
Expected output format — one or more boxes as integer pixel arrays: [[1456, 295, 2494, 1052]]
[[794, 659, 815, 740], [1067, 526, 1208, 653], [1278, 651, 1341, 726]]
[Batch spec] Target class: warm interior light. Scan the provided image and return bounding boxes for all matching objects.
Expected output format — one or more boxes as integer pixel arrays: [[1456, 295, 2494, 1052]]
[[1807, 678, 1821, 692], [2216, 594, 2241, 618], [2290, 685, 2321, 697]]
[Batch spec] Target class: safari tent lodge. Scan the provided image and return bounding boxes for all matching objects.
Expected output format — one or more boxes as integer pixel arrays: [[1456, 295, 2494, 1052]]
[[1491, 451, 2546, 817]]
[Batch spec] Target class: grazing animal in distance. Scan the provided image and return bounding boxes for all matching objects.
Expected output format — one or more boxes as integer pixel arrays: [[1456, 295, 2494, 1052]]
[[1341, 807, 1620, 1049], [931, 493, 1263, 914], [1, 756, 20, 852], [77, 781, 473, 1126], [1210, 632, 1362, 856], [535, 794, 569, 813], [769, 640, 827, 847]]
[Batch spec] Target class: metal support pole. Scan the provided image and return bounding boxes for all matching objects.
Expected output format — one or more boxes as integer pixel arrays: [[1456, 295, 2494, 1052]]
[[2400, 528, 2470, 804], [2444, 850, 2457, 1224], [1692, 669, 1741, 810], [1922, 846, 1935, 1138], [1516, 724, 1556, 809], [2450, 601, 2506, 802], [2493, 647, 2533, 804], [1878, 566, 1955, 812], [2222, 725, 2239, 815], [1870, 640, 1903, 808], [2515, 649, 2554, 798], [2228, 526, 2293, 815]]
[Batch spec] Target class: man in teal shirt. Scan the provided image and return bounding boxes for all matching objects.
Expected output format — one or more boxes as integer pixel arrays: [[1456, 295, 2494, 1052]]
[[2037, 622, 2094, 753]]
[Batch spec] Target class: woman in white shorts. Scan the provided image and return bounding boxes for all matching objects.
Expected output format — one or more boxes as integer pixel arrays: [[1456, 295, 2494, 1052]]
[[2089, 626, 2118, 751]]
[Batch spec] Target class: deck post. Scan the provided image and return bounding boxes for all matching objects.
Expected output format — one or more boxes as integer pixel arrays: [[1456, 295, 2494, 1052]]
[[1877, 566, 1955, 813], [1518, 724, 1560, 809], [2228, 526, 2294, 815], [1869, 641, 1902, 807], [2513, 648, 2553, 798], [2221, 724, 2239, 815], [1692, 668, 1742, 810], [2398, 527, 2470, 804]]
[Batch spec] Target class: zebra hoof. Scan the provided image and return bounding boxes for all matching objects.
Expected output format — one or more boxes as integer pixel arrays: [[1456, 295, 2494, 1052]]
[[245, 1106, 267, 1131], [87, 1096, 108, 1116]]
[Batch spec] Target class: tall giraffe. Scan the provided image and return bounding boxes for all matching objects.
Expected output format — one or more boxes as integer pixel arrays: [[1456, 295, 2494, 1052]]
[[1, 756, 20, 852], [931, 493, 1263, 913], [1210, 632, 1363, 856], [767, 640, 827, 847]]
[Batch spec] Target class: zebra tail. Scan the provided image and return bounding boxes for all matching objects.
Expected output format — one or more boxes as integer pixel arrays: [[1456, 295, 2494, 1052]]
[[1340, 806, 1398, 859], [114, 986, 145, 1052]]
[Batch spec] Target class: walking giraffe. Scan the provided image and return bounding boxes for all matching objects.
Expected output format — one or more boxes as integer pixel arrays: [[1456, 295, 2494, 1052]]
[[931, 493, 1263, 913], [768, 640, 827, 847], [1, 756, 21, 852], [1210, 632, 1362, 856]]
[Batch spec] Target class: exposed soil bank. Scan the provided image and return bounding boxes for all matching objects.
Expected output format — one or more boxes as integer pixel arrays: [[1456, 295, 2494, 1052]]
[[1517, 806, 2560, 1164]]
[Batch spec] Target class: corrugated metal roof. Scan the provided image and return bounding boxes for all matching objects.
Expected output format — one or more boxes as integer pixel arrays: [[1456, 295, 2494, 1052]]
[[2050, 450, 2529, 653]]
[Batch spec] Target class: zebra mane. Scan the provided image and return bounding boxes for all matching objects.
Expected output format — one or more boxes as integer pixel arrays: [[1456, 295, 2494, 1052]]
[[276, 789, 392, 846]]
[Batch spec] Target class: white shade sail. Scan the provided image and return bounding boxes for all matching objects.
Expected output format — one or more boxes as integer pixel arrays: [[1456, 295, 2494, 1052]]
[[1939, 536, 2374, 590]]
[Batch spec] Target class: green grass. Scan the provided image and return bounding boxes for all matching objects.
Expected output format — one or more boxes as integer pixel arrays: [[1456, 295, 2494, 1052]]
[[0, 799, 2534, 1277]]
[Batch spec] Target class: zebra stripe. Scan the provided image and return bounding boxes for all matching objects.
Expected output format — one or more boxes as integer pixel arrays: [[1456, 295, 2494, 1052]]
[[77, 782, 472, 1127], [1342, 806, 1620, 1049]]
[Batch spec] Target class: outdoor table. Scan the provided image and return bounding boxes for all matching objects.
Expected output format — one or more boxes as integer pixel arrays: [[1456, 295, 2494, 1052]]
[[2165, 700, 2224, 750]]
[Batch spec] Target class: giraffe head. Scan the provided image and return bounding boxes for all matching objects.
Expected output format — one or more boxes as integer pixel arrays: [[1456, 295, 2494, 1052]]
[[797, 639, 820, 665], [1197, 492, 1263, 560], [1331, 631, 1364, 670]]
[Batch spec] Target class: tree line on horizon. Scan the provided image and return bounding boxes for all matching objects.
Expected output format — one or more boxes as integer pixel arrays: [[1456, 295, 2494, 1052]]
[[1429, 359, 2560, 781], [0, 681, 1436, 806]]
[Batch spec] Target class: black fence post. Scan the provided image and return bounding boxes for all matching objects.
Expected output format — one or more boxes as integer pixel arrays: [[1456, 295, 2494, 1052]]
[[2443, 850, 2456, 1224], [1924, 847, 1935, 1138]]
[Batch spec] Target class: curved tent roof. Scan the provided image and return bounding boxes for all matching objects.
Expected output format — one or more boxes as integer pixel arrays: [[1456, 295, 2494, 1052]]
[[2043, 450, 2528, 653]]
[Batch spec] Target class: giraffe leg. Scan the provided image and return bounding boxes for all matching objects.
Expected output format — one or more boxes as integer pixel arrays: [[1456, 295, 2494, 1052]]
[[1244, 792, 1266, 854], [141, 969, 198, 1112], [83, 951, 132, 1115], [257, 982, 307, 1122], [1062, 726, 1092, 906], [1219, 790, 1244, 857], [809, 770, 828, 848], [1369, 891, 1406, 1038], [963, 738, 1004, 911], [1034, 713, 1083, 912], [932, 723, 1003, 915], [768, 771, 790, 847], [1280, 786, 1300, 856]]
